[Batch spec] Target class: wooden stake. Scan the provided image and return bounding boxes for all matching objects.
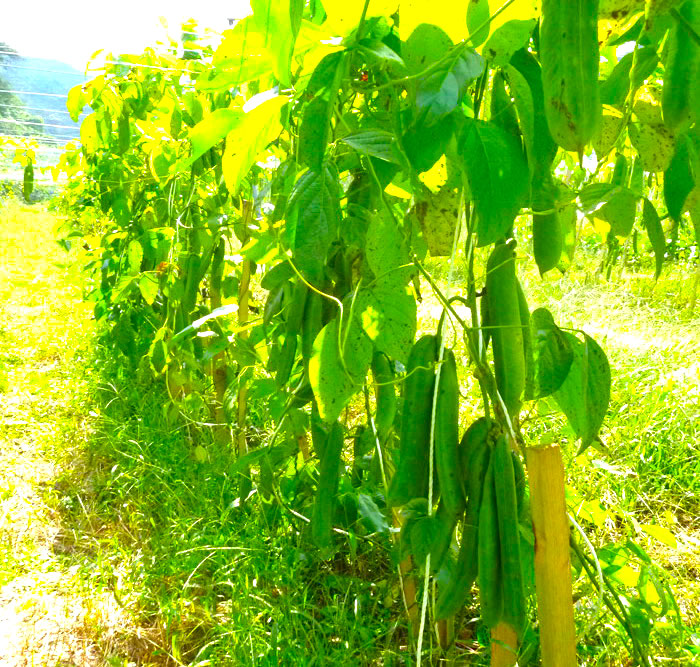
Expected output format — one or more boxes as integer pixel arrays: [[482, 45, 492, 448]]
[[437, 616, 455, 653], [491, 623, 518, 666], [297, 432, 311, 462], [236, 200, 253, 459], [391, 508, 419, 639], [526, 444, 577, 667], [210, 238, 229, 442]]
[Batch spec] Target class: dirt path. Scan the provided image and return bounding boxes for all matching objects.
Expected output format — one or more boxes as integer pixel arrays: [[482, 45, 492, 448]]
[[0, 201, 123, 666]]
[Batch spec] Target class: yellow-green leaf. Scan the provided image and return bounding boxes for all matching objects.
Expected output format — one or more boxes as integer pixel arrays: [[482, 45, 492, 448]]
[[641, 524, 677, 549], [222, 94, 288, 195]]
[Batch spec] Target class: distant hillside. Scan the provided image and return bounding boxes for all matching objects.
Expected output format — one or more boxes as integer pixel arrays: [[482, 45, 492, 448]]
[[1, 56, 87, 142]]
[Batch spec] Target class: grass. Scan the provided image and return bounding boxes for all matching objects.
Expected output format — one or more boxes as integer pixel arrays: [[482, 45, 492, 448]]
[[0, 196, 412, 665], [0, 195, 119, 663], [1, 193, 699, 665], [519, 263, 700, 665], [421, 235, 700, 664]]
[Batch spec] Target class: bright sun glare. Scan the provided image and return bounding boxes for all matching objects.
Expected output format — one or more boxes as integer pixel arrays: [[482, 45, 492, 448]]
[[3, 0, 253, 70]]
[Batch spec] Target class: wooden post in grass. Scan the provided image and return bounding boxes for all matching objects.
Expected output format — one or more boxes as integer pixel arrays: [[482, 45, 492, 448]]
[[526, 444, 577, 667], [436, 616, 454, 652], [491, 623, 518, 666], [391, 508, 419, 638], [236, 199, 254, 459], [210, 237, 228, 441]]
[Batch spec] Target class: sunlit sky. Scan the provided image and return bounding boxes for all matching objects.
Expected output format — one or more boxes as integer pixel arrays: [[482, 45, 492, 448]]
[[3, 0, 253, 71]]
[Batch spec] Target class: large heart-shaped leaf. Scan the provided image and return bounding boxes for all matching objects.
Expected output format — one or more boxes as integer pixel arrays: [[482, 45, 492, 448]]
[[222, 94, 288, 195], [664, 134, 695, 222], [354, 285, 417, 364], [458, 119, 528, 245], [286, 165, 342, 281], [309, 314, 372, 423], [525, 308, 574, 400], [187, 109, 244, 166], [553, 332, 611, 451], [341, 130, 402, 164]]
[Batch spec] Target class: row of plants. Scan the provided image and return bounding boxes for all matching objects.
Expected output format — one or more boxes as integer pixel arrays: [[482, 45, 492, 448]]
[[51, 0, 699, 663]]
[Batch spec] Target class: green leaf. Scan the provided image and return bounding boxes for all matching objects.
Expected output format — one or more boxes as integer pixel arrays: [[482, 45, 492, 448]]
[[251, 0, 302, 87], [467, 0, 491, 47], [358, 38, 405, 66], [664, 134, 695, 221], [403, 113, 455, 173], [341, 130, 402, 164], [222, 94, 288, 195], [148, 326, 169, 375], [358, 494, 390, 533], [80, 113, 100, 153], [261, 262, 295, 291], [482, 19, 536, 67], [600, 47, 658, 106], [286, 165, 342, 281], [170, 305, 239, 347], [365, 212, 412, 285], [66, 84, 85, 123], [306, 51, 345, 92], [414, 186, 460, 256], [579, 184, 638, 238], [309, 315, 372, 423], [112, 192, 131, 227], [204, 16, 274, 88], [398, 498, 432, 567], [118, 113, 130, 154], [197, 64, 273, 92], [112, 275, 136, 304], [403, 23, 453, 75], [526, 308, 574, 399], [408, 513, 437, 567], [149, 145, 176, 182], [354, 285, 417, 364], [579, 183, 616, 216], [553, 333, 611, 451], [187, 109, 244, 166], [490, 70, 520, 138], [640, 524, 677, 549], [138, 274, 159, 305], [416, 71, 460, 119], [599, 188, 638, 238], [127, 240, 143, 276], [458, 119, 528, 245], [416, 50, 484, 121], [641, 198, 666, 279], [298, 98, 332, 171], [298, 53, 345, 171]]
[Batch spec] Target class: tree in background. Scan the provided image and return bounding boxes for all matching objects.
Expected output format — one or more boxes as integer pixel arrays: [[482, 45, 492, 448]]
[[0, 43, 45, 137]]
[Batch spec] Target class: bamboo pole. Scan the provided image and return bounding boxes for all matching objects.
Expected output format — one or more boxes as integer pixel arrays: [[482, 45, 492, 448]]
[[526, 444, 577, 667], [236, 199, 253, 459], [491, 623, 518, 666], [210, 238, 228, 442], [391, 507, 419, 639], [297, 432, 311, 462], [436, 616, 454, 653]]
